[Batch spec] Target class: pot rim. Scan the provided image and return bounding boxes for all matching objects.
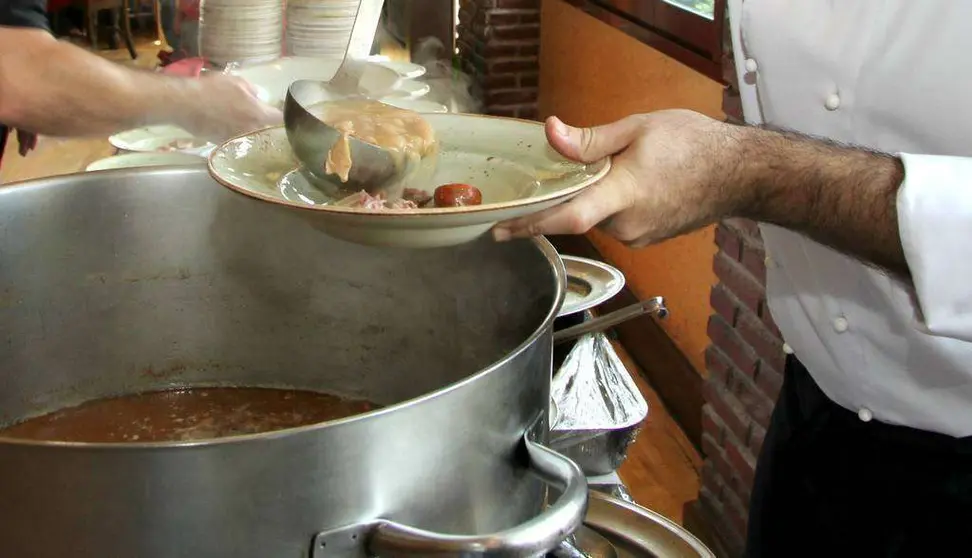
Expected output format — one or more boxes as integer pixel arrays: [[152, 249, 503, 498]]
[[0, 168, 568, 450]]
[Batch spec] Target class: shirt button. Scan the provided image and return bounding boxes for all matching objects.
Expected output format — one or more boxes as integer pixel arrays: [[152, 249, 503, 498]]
[[744, 58, 758, 73], [833, 316, 849, 333], [782, 343, 794, 355], [825, 93, 841, 111], [858, 408, 873, 422]]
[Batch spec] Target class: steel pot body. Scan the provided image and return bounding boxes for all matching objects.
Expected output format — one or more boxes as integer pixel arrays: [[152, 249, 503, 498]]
[[0, 168, 585, 558]]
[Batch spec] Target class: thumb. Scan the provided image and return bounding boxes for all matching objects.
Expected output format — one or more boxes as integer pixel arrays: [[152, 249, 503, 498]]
[[545, 115, 646, 163]]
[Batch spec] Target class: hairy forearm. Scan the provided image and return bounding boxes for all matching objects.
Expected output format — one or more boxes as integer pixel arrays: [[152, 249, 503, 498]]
[[731, 125, 907, 276], [0, 30, 195, 136]]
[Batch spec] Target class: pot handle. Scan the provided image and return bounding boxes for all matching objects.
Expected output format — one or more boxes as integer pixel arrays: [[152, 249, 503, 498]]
[[312, 434, 588, 557]]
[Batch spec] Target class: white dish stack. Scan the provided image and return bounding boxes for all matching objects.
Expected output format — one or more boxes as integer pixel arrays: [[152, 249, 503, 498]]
[[285, 0, 359, 59], [199, 0, 284, 67]]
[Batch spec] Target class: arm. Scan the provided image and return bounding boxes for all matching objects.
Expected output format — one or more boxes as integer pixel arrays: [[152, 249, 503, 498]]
[[729, 125, 907, 276], [0, 27, 202, 137], [494, 111, 971, 339]]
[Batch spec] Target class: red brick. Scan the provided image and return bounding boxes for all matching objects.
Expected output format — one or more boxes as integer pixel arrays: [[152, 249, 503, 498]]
[[710, 283, 738, 327], [487, 9, 537, 25], [702, 404, 726, 443], [740, 240, 767, 283], [755, 363, 784, 401], [749, 422, 767, 456], [482, 43, 520, 57], [703, 381, 750, 442], [713, 251, 765, 313], [707, 314, 759, 377], [489, 58, 538, 73], [729, 367, 774, 429], [482, 73, 517, 89], [485, 88, 537, 105], [715, 223, 742, 260], [519, 43, 540, 56], [705, 345, 732, 388], [714, 478, 748, 554], [737, 308, 784, 373], [726, 435, 757, 488], [701, 459, 727, 501], [518, 72, 539, 88], [520, 10, 540, 24], [703, 433, 734, 489], [699, 483, 723, 517], [487, 106, 517, 117], [723, 89, 743, 123], [723, 484, 750, 541], [497, 0, 540, 8], [491, 24, 540, 41], [516, 105, 538, 120], [759, 300, 784, 340], [724, 218, 763, 243]]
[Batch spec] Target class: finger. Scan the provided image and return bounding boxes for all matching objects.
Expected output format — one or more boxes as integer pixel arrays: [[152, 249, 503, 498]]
[[545, 114, 647, 163], [492, 173, 631, 240]]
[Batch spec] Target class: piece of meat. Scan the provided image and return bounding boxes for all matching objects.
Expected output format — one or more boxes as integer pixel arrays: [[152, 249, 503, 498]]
[[333, 190, 420, 211], [402, 188, 433, 207]]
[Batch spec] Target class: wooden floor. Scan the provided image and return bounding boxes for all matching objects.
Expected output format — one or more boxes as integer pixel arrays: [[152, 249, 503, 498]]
[[0, 30, 703, 528]]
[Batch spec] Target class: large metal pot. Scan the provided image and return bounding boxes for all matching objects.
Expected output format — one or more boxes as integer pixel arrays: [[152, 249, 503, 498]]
[[0, 168, 586, 557]]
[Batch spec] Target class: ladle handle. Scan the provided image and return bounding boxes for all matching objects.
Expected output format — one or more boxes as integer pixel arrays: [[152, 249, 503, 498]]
[[553, 297, 668, 346], [313, 418, 588, 557]]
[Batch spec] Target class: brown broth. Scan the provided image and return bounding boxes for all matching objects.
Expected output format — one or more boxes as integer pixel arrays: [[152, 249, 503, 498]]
[[0, 387, 376, 443]]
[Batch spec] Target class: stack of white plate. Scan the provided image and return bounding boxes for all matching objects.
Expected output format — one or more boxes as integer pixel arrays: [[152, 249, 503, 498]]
[[199, 0, 284, 66], [286, 0, 359, 59]]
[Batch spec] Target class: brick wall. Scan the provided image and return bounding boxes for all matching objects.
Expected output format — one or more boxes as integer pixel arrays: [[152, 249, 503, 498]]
[[456, 0, 540, 119], [696, 13, 786, 557]]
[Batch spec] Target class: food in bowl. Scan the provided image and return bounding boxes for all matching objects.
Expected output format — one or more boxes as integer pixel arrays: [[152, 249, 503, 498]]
[[0, 387, 377, 443], [313, 99, 438, 183], [333, 183, 484, 211]]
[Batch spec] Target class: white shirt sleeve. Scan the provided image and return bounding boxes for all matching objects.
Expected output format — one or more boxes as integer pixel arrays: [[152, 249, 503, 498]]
[[897, 153, 972, 341]]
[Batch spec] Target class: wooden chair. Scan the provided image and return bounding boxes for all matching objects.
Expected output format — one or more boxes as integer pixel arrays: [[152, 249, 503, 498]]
[[86, 0, 137, 59]]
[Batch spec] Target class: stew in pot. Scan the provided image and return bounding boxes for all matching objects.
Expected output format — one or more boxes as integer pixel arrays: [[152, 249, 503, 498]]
[[0, 387, 377, 443]]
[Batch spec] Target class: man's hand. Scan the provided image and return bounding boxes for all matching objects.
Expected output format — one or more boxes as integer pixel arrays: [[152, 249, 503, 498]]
[[493, 110, 908, 275], [176, 75, 282, 141], [492, 110, 749, 247]]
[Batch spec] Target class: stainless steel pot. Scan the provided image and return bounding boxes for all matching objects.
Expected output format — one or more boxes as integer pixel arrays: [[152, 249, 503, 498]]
[[0, 168, 587, 557]]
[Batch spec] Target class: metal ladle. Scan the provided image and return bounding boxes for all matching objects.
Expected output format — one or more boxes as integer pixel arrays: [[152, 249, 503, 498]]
[[284, 79, 410, 197]]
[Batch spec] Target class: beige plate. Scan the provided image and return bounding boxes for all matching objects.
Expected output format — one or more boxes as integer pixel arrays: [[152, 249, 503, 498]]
[[586, 491, 716, 557], [85, 152, 205, 172], [207, 114, 611, 248], [559, 255, 626, 317]]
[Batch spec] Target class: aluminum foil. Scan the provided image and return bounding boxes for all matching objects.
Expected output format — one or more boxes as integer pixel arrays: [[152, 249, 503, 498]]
[[549, 326, 649, 475]]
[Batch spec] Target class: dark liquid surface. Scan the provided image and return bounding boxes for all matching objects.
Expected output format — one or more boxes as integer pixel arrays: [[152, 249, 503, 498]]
[[0, 387, 376, 443]]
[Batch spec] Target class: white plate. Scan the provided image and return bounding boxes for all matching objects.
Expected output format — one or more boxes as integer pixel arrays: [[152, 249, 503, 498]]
[[558, 255, 626, 317], [372, 59, 427, 80], [385, 79, 431, 99], [208, 114, 611, 249], [85, 152, 206, 172], [109, 125, 214, 156], [378, 97, 449, 113]]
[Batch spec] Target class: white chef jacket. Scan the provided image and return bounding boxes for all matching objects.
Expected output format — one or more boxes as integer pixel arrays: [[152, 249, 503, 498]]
[[728, 0, 972, 437]]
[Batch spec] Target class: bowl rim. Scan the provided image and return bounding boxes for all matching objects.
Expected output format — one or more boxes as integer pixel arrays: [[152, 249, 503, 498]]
[[207, 114, 612, 219]]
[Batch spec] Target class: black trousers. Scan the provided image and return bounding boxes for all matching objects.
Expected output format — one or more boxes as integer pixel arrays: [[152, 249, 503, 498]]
[[745, 356, 972, 557]]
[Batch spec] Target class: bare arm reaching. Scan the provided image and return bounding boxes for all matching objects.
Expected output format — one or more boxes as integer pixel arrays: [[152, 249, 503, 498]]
[[0, 27, 280, 139]]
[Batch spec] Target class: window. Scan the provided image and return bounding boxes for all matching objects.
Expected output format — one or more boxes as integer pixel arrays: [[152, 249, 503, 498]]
[[568, 0, 726, 82], [664, 0, 715, 20]]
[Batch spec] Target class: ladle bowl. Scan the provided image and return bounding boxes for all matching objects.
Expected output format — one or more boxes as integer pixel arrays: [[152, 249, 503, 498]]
[[283, 79, 416, 198]]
